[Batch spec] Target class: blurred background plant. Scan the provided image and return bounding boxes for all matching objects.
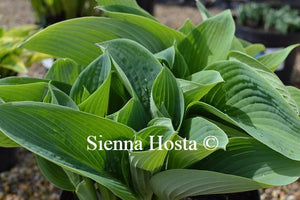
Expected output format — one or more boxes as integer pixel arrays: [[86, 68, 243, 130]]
[[236, 2, 300, 34], [30, 0, 155, 27], [0, 25, 50, 78], [30, 0, 100, 27]]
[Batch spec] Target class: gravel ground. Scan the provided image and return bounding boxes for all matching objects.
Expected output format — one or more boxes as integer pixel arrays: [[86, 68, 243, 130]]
[[0, 1, 300, 200], [0, 148, 60, 200]]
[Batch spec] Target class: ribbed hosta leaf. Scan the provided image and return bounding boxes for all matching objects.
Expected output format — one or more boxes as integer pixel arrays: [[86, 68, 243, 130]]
[[101, 39, 162, 111], [96, 0, 140, 8], [181, 117, 228, 147], [167, 117, 228, 169], [172, 46, 189, 78], [230, 37, 245, 52], [0, 102, 137, 200], [150, 169, 267, 200], [98, 5, 156, 21], [195, 137, 300, 186], [115, 98, 148, 131], [131, 124, 175, 172], [187, 102, 248, 138], [0, 130, 20, 147], [204, 61, 300, 160], [74, 54, 112, 117], [76, 178, 98, 200], [178, 10, 235, 73], [154, 46, 175, 68], [22, 17, 183, 66], [79, 73, 111, 117], [151, 67, 184, 129], [43, 83, 78, 110], [0, 82, 47, 102], [71, 53, 111, 104], [0, 77, 71, 94], [178, 19, 195, 35], [244, 44, 265, 57], [257, 44, 299, 71], [36, 156, 75, 191], [287, 86, 300, 113], [45, 58, 83, 85], [178, 70, 223, 105], [229, 51, 298, 114], [130, 118, 175, 200]]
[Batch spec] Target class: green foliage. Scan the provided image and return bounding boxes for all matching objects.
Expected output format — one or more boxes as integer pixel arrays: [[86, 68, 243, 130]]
[[30, 0, 99, 27], [0, 25, 49, 78], [236, 2, 300, 34], [1, 1, 300, 199]]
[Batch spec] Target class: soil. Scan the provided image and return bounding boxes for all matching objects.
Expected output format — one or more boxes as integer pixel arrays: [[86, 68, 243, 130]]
[[0, 1, 300, 200]]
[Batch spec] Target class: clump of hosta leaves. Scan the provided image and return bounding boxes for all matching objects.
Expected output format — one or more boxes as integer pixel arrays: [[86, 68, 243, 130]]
[[236, 2, 300, 34], [0, 25, 49, 78], [0, 0, 300, 200]]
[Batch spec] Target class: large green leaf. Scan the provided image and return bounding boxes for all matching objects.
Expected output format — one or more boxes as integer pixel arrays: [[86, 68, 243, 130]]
[[96, 0, 140, 8], [204, 61, 300, 160], [257, 44, 299, 71], [178, 10, 235, 73], [45, 58, 83, 85], [130, 118, 175, 200], [0, 82, 47, 102], [0, 130, 20, 147], [287, 86, 300, 113], [71, 54, 111, 105], [36, 156, 75, 191], [43, 83, 78, 110], [114, 98, 148, 131], [172, 45, 189, 78], [98, 5, 156, 21], [187, 102, 249, 138], [177, 70, 224, 105], [0, 102, 137, 200], [229, 51, 298, 114], [150, 169, 267, 200], [195, 0, 212, 21], [101, 39, 162, 110], [76, 178, 98, 200], [154, 46, 175, 68], [244, 44, 265, 57], [151, 67, 184, 129], [22, 17, 184, 66], [0, 77, 71, 94], [178, 19, 195, 35], [195, 137, 300, 186], [72, 54, 112, 117], [79, 73, 111, 117], [0, 77, 49, 85], [167, 117, 228, 169], [131, 120, 175, 172]]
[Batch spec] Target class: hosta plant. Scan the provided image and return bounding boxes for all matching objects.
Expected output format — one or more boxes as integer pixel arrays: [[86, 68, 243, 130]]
[[1, 0, 300, 199], [0, 25, 49, 78], [236, 2, 300, 34]]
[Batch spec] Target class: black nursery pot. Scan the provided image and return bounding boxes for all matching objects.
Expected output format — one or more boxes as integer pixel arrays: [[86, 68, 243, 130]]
[[137, 0, 155, 14], [0, 147, 18, 172], [236, 25, 300, 85], [188, 190, 261, 200], [59, 191, 79, 200], [59, 190, 260, 200]]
